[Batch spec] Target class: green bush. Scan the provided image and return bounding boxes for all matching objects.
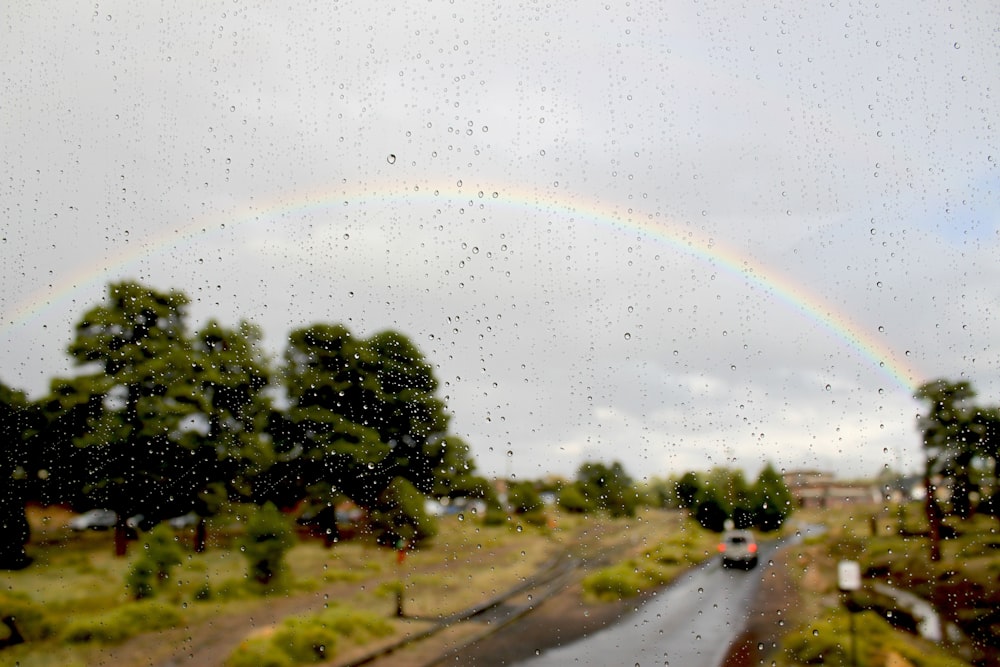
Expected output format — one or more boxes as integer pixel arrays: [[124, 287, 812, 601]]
[[225, 606, 394, 667], [62, 600, 182, 644], [241, 502, 295, 585], [506, 481, 543, 514], [272, 617, 340, 663], [370, 478, 439, 547], [0, 590, 59, 642], [482, 505, 508, 526], [582, 559, 673, 601], [521, 510, 550, 528], [558, 483, 595, 514], [126, 524, 184, 599], [227, 636, 295, 667], [194, 582, 213, 601], [125, 558, 157, 600]]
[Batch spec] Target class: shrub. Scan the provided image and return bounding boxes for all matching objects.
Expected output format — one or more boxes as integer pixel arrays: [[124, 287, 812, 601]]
[[227, 636, 295, 667], [506, 481, 543, 515], [241, 502, 295, 586], [370, 478, 438, 548], [582, 562, 651, 600], [558, 483, 595, 514], [62, 600, 182, 643], [482, 505, 508, 526], [225, 606, 394, 667], [125, 558, 157, 600], [126, 524, 184, 599], [0, 590, 58, 642], [273, 617, 340, 663]]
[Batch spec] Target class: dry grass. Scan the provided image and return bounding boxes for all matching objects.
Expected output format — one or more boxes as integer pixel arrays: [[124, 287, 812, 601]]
[[4, 506, 690, 667]]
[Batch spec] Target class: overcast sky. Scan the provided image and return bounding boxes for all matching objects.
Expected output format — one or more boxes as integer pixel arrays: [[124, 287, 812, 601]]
[[3, 1, 998, 483]]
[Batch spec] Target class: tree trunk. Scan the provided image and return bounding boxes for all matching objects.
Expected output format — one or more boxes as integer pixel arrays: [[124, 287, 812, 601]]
[[114, 520, 129, 557], [925, 474, 941, 562], [194, 517, 207, 553]]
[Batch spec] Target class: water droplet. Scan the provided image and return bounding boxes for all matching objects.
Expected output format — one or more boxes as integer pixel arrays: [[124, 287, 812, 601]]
[[387, 154, 397, 164]]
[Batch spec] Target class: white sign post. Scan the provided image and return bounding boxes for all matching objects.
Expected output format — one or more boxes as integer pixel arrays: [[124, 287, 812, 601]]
[[837, 560, 861, 591], [838, 560, 861, 667]]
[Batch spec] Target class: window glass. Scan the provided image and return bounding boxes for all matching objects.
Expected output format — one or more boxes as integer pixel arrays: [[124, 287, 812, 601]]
[[2, 1, 997, 664]]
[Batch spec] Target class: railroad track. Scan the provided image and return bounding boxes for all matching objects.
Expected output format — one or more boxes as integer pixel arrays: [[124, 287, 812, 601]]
[[340, 522, 640, 667]]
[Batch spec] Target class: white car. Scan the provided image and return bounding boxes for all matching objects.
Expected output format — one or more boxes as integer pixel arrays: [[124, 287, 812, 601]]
[[68, 509, 117, 531], [719, 529, 759, 569]]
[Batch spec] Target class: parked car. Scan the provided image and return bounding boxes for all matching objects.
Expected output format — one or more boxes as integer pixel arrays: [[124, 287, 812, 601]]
[[167, 512, 200, 529], [125, 512, 199, 531], [719, 529, 758, 569], [68, 509, 117, 531]]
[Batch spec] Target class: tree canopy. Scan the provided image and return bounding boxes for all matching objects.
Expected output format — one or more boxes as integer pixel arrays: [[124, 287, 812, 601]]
[[914, 378, 1000, 559]]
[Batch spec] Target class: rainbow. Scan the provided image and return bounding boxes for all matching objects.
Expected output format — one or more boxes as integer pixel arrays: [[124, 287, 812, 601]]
[[2, 181, 922, 392]]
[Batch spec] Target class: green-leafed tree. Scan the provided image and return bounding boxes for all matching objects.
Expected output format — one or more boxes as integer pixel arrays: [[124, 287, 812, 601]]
[[185, 319, 274, 550], [427, 435, 494, 503], [915, 379, 979, 560], [33, 387, 102, 509], [753, 462, 794, 531], [241, 502, 294, 586], [638, 476, 676, 509], [54, 281, 212, 555], [694, 491, 728, 532], [972, 407, 1000, 518], [265, 324, 451, 514], [0, 382, 42, 570], [705, 467, 755, 528], [576, 461, 638, 518], [506, 480, 544, 515], [369, 477, 438, 547], [360, 330, 451, 493], [675, 471, 702, 510], [557, 482, 595, 513], [263, 324, 391, 509]]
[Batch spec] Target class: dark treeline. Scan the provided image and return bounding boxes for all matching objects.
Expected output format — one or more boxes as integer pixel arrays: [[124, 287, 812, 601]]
[[0, 281, 491, 568], [655, 464, 794, 532]]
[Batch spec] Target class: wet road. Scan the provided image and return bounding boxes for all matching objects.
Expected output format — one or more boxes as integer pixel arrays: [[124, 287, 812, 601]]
[[514, 541, 783, 667]]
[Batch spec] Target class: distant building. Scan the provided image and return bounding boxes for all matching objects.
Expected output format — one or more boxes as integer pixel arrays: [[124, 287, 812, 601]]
[[783, 470, 880, 509], [881, 474, 926, 503]]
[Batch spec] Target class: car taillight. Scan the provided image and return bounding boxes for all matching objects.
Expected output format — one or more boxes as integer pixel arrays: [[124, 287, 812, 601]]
[[748, 543, 757, 553]]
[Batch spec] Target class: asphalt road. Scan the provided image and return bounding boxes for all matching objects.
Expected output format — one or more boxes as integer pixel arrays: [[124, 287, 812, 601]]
[[514, 541, 784, 667]]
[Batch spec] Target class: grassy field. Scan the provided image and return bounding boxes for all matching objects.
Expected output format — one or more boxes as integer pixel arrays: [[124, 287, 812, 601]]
[[770, 505, 999, 667], [0, 505, 700, 667], [20, 503, 991, 667]]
